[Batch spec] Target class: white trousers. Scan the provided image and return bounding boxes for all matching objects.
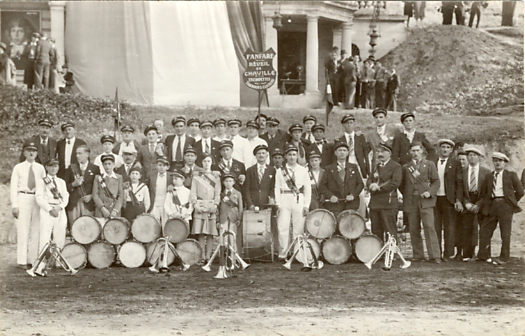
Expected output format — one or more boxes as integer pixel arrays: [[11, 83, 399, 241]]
[[39, 208, 67, 253], [151, 206, 168, 226], [277, 194, 306, 257], [15, 194, 40, 265]]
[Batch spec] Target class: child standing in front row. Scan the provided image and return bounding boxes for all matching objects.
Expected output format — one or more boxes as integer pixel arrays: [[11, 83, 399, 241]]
[[122, 167, 150, 223], [147, 156, 171, 225], [165, 170, 193, 224], [219, 174, 243, 253]]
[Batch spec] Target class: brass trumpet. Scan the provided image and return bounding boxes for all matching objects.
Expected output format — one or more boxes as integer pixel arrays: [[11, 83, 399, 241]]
[[27, 240, 78, 277], [149, 237, 189, 273], [203, 228, 249, 279], [283, 234, 323, 271], [364, 233, 411, 271]]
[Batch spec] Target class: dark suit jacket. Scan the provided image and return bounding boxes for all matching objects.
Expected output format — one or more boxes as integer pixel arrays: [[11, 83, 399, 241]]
[[310, 140, 335, 168], [20, 135, 57, 165], [319, 162, 364, 210], [212, 159, 246, 192], [180, 165, 202, 189], [462, 165, 490, 204], [137, 143, 163, 177], [219, 189, 243, 224], [391, 131, 436, 165], [433, 157, 463, 205], [336, 133, 371, 178], [115, 161, 143, 183], [164, 134, 195, 166], [243, 164, 276, 208], [92, 173, 124, 217], [400, 159, 440, 211], [35, 39, 53, 64], [309, 168, 325, 210], [56, 137, 87, 179], [261, 129, 290, 155], [112, 140, 142, 156], [194, 138, 221, 167], [478, 170, 524, 215], [64, 162, 100, 211], [366, 124, 400, 169], [367, 159, 402, 210]]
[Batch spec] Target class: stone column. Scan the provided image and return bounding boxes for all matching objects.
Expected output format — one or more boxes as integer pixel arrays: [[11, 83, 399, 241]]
[[332, 27, 342, 50], [50, 1, 66, 66], [265, 15, 280, 99], [341, 20, 353, 55], [305, 15, 319, 93]]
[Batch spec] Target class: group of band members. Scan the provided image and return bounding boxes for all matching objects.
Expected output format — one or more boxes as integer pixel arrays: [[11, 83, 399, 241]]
[[11, 109, 525, 269]]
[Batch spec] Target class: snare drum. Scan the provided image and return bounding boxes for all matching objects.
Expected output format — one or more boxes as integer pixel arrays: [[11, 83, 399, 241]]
[[164, 217, 189, 243], [118, 241, 146, 268], [294, 238, 321, 265], [338, 210, 366, 239], [103, 217, 130, 245], [305, 209, 336, 239], [87, 241, 115, 269], [146, 240, 176, 266], [354, 234, 383, 263], [176, 239, 203, 265], [71, 216, 101, 244], [322, 236, 352, 265], [131, 214, 161, 243], [242, 209, 274, 261], [61, 243, 87, 269]]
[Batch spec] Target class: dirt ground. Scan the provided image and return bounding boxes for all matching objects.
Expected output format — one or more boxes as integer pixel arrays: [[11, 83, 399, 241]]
[[0, 243, 523, 336]]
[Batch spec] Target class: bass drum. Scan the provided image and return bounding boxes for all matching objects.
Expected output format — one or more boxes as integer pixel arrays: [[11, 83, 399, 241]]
[[354, 234, 383, 263], [103, 217, 130, 245], [71, 216, 101, 245], [132, 214, 161, 243], [61, 243, 87, 269], [146, 240, 176, 266], [119, 241, 146, 268], [164, 217, 189, 243], [338, 210, 366, 239], [176, 239, 203, 266], [294, 238, 321, 265], [88, 241, 115, 269], [322, 236, 352, 265], [305, 209, 336, 239], [242, 209, 274, 262]]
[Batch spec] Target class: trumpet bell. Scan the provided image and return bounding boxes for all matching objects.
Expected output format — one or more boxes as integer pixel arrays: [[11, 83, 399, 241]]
[[400, 260, 411, 269], [237, 257, 250, 271], [149, 266, 159, 273], [214, 266, 230, 279], [283, 259, 293, 270], [316, 261, 324, 269], [26, 269, 37, 277], [202, 263, 211, 272], [70, 269, 78, 275]]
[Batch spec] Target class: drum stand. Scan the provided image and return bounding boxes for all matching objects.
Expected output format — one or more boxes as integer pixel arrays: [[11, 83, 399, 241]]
[[149, 237, 190, 273], [364, 233, 411, 271], [283, 234, 324, 272], [27, 239, 78, 277], [202, 227, 250, 279]]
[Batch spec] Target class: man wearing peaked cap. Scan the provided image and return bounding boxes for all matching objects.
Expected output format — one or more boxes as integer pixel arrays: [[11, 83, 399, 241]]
[[433, 137, 464, 261], [228, 118, 250, 165], [308, 150, 325, 211], [138, 125, 163, 177], [367, 107, 399, 171], [93, 151, 125, 220], [212, 118, 229, 142], [20, 118, 57, 165], [245, 120, 269, 169], [391, 112, 436, 165], [213, 139, 246, 192], [187, 117, 202, 142], [94, 135, 124, 171], [56, 121, 87, 179], [194, 120, 220, 167], [261, 117, 290, 164], [271, 148, 285, 169], [336, 113, 371, 180], [476, 151, 524, 265], [310, 123, 334, 168], [302, 115, 317, 143], [180, 146, 202, 189], [286, 124, 312, 168], [165, 116, 196, 171]]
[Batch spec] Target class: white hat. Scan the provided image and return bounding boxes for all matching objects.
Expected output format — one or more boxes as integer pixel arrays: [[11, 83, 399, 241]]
[[491, 152, 510, 162]]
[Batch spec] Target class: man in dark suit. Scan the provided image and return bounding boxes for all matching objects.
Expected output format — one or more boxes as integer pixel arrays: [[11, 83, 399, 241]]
[[115, 148, 143, 183], [392, 112, 436, 165], [319, 142, 364, 218], [56, 122, 87, 179], [308, 151, 325, 211], [243, 144, 276, 210], [367, 143, 402, 242], [194, 120, 220, 167], [433, 139, 464, 261], [113, 125, 141, 157], [261, 117, 289, 162], [310, 124, 334, 168], [164, 116, 196, 171], [64, 145, 100, 226], [475, 152, 524, 265], [336, 114, 370, 179], [458, 147, 490, 260], [20, 118, 57, 165], [34, 32, 53, 89], [385, 67, 400, 112], [399, 141, 441, 263], [138, 125, 164, 177], [212, 140, 246, 192], [366, 108, 400, 170], [324, 48, 340, 105], [285, 124, 312, 167], [341, 54, 357, 109]]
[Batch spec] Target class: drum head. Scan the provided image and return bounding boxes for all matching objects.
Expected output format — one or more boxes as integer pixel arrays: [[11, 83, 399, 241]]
[[176, 239, 203, 265], [294, 238, 321, 265], [71, 216, 101, 245], [355, 235, 383, 263], [338, 210, 366, 239], [146, 240, 175, 266], [242, 210, 273, 261], [164, 218, 189, 243], [88, 241, 115, 269], [103, 218, 130, 245], [322, 236, 352, 265], [132, 214, 161, 243], [119, 242, 146, 268], [62, 243, 87, 269], [306, 209, 336, 239]]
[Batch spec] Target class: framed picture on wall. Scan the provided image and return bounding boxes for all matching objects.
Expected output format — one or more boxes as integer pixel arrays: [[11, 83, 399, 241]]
[[1, 10, 41, 69]]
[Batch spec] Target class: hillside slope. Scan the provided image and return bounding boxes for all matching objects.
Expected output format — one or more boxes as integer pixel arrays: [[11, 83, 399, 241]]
[[380, 25, 524, 115]]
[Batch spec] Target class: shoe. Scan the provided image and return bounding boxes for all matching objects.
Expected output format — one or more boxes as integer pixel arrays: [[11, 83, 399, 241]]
[[434, 258, 441, 264], [493, 258, 509, 265], [453, 254, 463, 261]]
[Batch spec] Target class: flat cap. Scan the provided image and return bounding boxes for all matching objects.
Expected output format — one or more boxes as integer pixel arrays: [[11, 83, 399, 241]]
[[143, 125, 158, 136], [491, 152, 510, 162], [438, 139, 455, 147], [38, 119, 53, 127], [246, 120, 260, 130], [172, 116, 186, 126], [253, 144, 269, 156], [284, 144, 298, 155], [303, 115, 317, 123], [61, 122, 75, 131], [187, 118, 200, 126], [213, 118, 227, 126], [200, 120, 213, 128], [464, 147, 483, 156], [219, 140, 234, 149], [400, 112, 415, 123], [122, 147, 137, 155], [100, 135, 115, 144], [227, 119, 242, 127], [341, 114, 355, 124], [288, 124, 303, 133], [121, 125, 135, 133], [372, 108, 387, 117], [100, 154, 115, 163]]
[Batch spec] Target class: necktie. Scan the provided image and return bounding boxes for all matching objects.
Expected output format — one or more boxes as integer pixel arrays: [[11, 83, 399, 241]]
[[150, 144, 155, 155], [338, 163, 345, 181], [298, 143, 305, 158], [205, 140, 210, 155], [42, 138, 47, 146], [258, 165, 264, 183], [227, 190, 232, 197], [492, 172, 499, 198], [227, 160, 231, 170], [175, 136, 182, 162], [28, 164, 36, 190], [126, 165, 130, 174], [67, 140, 71, 145], [469, 168, 477, 192], [347, 136, 354, 153]]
